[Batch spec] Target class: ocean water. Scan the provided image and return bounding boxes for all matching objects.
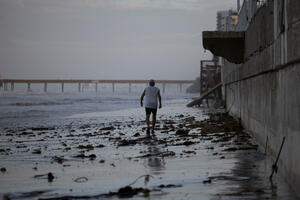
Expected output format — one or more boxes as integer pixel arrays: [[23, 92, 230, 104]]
[[0, 83, 197, 127]]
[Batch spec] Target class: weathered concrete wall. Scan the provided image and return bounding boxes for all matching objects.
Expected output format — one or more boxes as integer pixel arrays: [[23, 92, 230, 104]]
[[223, 0, 300, 196]]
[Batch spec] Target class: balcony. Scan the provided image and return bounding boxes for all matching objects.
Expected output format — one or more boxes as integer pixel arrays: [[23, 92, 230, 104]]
[[202, 31, 245, 64]]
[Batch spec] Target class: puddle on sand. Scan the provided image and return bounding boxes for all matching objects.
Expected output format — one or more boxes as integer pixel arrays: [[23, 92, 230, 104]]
[[0, 104, 299, 200]]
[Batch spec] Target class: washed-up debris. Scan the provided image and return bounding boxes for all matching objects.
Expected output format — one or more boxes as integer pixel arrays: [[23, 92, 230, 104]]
[[133, 132, 140, 137], [158, 184, 182, 188], [52, 156, 65, 164], [174, 140, 196, 146], [138, 150, 175, 158], [37, 183, 182, 200], [175, 129, 189, 137], [31, 127, 55, 131], [183, 150, 196, 154], [32, 148, 41, 154], [128, 174, 154, 186], [95, 144, 105, 148], [100, 126, 115, 131], [33, 172, 54, 182], [48, 173, 54, 182], [79, 124, 91, 129], [117, 186, 149, 198], [203, 179, 212, 184], [20, 131, 34, 136], [6, 190, 50, 199], [74, 177, 88, 183], [77, 145, 94, 150], [118, 139, 138, 147], [73, 153, 96, 159]]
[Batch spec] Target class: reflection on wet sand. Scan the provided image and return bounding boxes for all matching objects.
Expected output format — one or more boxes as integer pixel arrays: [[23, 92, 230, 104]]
[[144, 145, 166, 175], [0, 105, 299, 200]]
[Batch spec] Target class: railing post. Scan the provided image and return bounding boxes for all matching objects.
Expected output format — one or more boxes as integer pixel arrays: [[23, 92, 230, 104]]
[[11, 82, 14, 91], [78, 83, 81, 92], [129, 83, 131, 93], [61, 82, 64, 93], [27, 83, 31, 92], [95, 82, 98, 92], [44, 83, 47, 92], [179, 83, 182, 92], [112, 83, 115, 93]]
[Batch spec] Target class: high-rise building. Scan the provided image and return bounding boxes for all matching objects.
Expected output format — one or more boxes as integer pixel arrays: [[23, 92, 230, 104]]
[[216, 9, 238, 31]]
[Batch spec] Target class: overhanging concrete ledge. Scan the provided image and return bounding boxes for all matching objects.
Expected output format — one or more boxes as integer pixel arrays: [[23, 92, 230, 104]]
[[203, 31, 245, 64]]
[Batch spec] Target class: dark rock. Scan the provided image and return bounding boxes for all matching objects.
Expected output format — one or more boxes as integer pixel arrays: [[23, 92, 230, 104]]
[[77, 145, 94, 150], [100, 126, 115, 131], [48, 172, 54, 182], [175, 129, 189, 137]]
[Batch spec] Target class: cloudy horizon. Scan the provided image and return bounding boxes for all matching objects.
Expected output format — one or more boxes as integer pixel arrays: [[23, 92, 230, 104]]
[[0, 0, 237, 80]]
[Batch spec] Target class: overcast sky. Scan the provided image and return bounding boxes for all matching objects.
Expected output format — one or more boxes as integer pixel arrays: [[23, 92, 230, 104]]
[[0, 0, 237, 80]]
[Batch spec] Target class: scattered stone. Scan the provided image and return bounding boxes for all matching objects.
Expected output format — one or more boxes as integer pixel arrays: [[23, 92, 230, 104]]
[[118, 139, 137, 147], [99, 160, 105, 163], [20, 131, 34, 136], [117, 186, 146, 198], [89, 154, 97, 160], [183, 150, 196, 154], [133, 133, 140, 137], [95, 144, 105, 148], [203, 179, 212, 184], [77, 145, 94, 150], [52, 156, 65, 164], [175, 129, 189, 137], [74, 177, 88, 183], [158, 184, 182, 188], [31, 127, 55, 131], [223, 147, 237, 152], [48, 172, 54, 182], [32, 148, 41, 154], [100, 126, 115, 131]]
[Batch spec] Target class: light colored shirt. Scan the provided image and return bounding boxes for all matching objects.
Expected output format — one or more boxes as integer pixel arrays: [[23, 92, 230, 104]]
[[144, 86, 160, 109]]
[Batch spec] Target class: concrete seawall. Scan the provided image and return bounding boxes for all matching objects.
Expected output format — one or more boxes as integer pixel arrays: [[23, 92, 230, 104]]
[[223, 0, 300, 196]]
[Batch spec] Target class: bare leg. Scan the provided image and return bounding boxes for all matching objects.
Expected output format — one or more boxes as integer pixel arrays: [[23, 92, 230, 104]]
[[152, 114, 156, 133], [146, 114, 150, 135]]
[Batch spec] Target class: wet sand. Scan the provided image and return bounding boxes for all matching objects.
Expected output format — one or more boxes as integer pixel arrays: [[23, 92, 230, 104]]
[[0, 102, 299, 200]]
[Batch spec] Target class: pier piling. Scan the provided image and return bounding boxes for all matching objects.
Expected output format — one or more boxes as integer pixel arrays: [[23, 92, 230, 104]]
[[11, 82, 14, 91], [44, 83, 47, 92], [4, 83, 7, 91], [27, 83, 31, 92], [163, 83, 166, 93], [78, 83, 81, 92]]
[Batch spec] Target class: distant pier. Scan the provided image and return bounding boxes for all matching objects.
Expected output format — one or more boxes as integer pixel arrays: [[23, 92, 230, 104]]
[[0, 79, 194, 93]]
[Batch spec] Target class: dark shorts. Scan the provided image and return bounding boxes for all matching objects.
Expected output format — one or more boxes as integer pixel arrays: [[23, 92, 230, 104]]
[[145, 107, 157, 115]]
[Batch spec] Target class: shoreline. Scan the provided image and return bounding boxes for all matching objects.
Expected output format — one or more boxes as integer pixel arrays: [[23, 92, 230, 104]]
[[0, 102, 298, 200]]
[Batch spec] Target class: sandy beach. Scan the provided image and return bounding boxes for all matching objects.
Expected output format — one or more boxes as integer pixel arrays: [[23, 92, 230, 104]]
[[0, 100, 298, 200]]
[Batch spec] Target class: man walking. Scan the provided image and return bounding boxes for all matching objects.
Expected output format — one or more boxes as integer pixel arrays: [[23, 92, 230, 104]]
[[140, 79, 162, 135]]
